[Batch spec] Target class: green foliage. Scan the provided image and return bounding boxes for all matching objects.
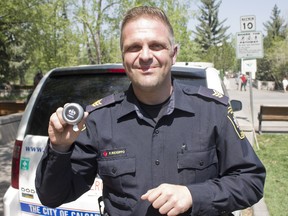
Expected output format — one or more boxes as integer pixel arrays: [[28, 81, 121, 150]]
[[256, 134, 288, 216], [1, 0, 202, 85], [192, 0, 236, 73], [0, 0, 34, 83], [0, 0, 82, 84], [160, 0, 200, 61], [263, 5, 287, 40], [256, 5, 288, 85], [194, 0, 230, 52], [3, 0, 287, 87], [203, 40, 236, 73]]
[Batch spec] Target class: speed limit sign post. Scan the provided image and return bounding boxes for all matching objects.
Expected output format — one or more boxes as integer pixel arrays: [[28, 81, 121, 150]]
[[240, 15, 256, 32], [238, 15, 261, 149]]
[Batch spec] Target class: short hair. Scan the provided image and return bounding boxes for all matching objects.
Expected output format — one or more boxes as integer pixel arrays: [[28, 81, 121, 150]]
[[120, 6, 175, 51]]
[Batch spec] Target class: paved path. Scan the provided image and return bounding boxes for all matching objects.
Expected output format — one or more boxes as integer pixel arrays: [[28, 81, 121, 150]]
[[0, 141, 13, 216], [227, 78, 288, 133]]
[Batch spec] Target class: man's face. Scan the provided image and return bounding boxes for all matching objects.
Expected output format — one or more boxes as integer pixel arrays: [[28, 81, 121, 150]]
[[121, 17, 177, 93]]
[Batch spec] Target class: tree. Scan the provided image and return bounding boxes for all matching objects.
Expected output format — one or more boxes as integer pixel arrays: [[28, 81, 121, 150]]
[[257, 5, 288, 85], [0, 0, 200, 86], [0, 28, 10, 83], [204, 40, 236, 75], [0, 0, 33, 84], [263, 4, 287, 40], [0, 0, 81, 84], [194, 0, 230, 52], [159, 0, 200, 61], [73, 0, 125, 64]]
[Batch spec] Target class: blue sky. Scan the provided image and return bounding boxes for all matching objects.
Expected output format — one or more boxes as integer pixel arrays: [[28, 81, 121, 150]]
[[188, 0, 288, 37], [218, 0, 288, 35]]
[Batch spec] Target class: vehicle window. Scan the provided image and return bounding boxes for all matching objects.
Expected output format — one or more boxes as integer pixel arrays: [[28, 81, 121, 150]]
[[25, 73, 207, 136], [174, 76, 207, 87], [26, 74, 130, 136]]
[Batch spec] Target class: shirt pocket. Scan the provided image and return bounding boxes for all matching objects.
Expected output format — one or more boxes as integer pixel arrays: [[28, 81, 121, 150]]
[[97, 157, 138, 209], [177, 147, 218, 184]]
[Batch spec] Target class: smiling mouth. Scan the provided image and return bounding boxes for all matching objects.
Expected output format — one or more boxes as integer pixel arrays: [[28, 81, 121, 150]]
[[139, 65, 158, 71]]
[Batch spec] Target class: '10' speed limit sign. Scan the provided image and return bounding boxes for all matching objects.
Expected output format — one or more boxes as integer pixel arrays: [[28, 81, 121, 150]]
[[240, 15, 256, 32]]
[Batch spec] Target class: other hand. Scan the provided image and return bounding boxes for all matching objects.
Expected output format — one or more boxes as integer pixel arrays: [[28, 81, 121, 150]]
[[141, 183, 193, 216]]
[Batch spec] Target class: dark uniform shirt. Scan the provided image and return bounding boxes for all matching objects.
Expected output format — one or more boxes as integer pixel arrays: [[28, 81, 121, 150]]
[[36, 80, 266, 216]]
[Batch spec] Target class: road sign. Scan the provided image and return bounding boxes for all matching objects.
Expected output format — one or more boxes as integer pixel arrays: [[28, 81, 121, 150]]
[[240, 15, 256, 32], [236, 31, 263, 59], [242, 59, 257, 79]]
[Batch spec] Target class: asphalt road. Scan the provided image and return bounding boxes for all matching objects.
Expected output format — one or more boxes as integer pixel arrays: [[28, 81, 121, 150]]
[[0, 141, 13, 216]]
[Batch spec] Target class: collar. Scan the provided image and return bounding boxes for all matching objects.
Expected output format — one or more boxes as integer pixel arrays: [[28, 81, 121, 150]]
[[116, 80, 197, 119]]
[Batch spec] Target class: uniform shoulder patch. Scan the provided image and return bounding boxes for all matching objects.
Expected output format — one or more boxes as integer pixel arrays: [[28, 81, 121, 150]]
[[227, 105, 245, 139], [86, 92, 125, 113], [183, 85, 229, 105]]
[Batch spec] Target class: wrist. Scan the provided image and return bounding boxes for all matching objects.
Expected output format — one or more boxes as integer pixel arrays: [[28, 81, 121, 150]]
[[49, 142, 72, 153]]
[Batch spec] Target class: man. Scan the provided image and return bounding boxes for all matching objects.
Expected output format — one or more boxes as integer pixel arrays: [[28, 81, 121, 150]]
[[36, 6, 265, 216]]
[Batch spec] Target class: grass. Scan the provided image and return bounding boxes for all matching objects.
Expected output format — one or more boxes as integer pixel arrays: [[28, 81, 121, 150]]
[[255, 134, 288, 216]]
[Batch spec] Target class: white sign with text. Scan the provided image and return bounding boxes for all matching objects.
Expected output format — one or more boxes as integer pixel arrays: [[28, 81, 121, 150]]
[[236, 31, 263, 59]]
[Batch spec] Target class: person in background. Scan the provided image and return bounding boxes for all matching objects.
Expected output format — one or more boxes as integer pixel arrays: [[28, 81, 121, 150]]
[[240, 74, 247, 91], [282, 75, 288, 93], [35, 6, 265, 216]]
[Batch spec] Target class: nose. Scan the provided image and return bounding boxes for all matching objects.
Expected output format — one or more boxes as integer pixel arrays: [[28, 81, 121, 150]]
[[139, 46, 153, 62]]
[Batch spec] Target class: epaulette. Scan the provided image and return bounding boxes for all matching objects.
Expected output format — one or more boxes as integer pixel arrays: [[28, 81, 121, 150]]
[[86, 92, 125, 113], [183, 85, 229, 105]]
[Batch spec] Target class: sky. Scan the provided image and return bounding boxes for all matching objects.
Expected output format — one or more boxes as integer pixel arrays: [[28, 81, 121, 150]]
[[218, 0, 288, 36], [188, 0, 288, 37]]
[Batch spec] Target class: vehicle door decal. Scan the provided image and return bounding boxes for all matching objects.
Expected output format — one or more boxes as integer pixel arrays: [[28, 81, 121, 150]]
[[20, 202, 101, 216]]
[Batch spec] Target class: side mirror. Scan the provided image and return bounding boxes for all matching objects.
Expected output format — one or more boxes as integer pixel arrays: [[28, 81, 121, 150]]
[[230, 100, 242, 112]]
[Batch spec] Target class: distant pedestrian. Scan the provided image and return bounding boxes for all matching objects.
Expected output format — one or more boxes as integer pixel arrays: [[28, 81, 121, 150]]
[[240, 74, 247, 91], [282, 76, 288, 93]]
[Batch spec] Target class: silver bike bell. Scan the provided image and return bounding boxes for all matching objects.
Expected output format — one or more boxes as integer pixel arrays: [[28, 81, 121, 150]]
[[62, 103, 84, 132]]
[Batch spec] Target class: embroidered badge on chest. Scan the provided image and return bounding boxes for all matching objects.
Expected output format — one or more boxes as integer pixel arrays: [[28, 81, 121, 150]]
[[101, 149, 127, 158]]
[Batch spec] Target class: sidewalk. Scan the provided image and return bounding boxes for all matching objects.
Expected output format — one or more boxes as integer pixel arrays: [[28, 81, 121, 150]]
[[227, 78, 288, 133]]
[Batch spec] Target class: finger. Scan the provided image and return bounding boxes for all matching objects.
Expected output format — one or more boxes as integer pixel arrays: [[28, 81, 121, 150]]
[[141, 188, 166, 209], [49, 111, 65, 132], [55, 107, 67, 125], [166, 208, 181, 216], [141, 188, 161, 203], [151, 194, 168, 210], [141, 189, 153, 200], [158, 201, 174, 215]]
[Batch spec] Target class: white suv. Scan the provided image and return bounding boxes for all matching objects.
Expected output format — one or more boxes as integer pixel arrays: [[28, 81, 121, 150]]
[[3, 63, 241, 216]]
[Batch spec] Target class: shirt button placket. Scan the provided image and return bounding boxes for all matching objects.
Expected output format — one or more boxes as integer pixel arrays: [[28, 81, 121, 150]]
[[155, 160, 160, 165], [151, 127, 162, 186], [153, 129, 159, 137]]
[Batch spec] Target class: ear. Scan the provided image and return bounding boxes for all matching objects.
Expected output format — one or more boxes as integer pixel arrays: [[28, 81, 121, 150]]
[[172, 45, 178, 65]]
